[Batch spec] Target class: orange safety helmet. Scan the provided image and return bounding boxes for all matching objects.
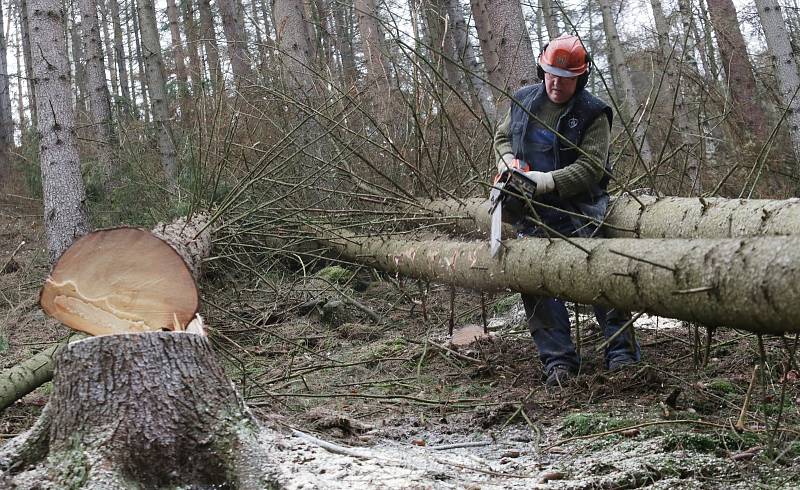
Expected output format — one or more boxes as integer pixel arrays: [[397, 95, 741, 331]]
[[537, 34, 592, 89]]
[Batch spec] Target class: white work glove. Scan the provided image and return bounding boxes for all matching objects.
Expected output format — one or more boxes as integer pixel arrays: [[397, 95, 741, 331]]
[[496, 153, 515, 174], [524, 171, 555, 195]]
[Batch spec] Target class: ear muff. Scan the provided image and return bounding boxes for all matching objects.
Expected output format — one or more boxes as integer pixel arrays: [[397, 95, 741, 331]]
[[537, 44, 593, 91]]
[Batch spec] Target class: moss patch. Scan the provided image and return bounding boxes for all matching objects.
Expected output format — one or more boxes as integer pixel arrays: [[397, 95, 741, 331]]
[[316, 266, 354, 284], [562, 412, 635, 437]]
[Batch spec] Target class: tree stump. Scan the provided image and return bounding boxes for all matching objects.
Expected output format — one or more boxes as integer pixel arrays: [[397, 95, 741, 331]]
[[0, 333, 279, 489]]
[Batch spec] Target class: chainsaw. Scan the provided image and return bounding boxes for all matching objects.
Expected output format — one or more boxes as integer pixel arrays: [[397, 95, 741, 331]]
[[488, 158, 538, 257]]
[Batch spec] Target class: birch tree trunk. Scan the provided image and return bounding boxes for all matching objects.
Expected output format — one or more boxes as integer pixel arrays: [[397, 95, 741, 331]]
[[165, 0, 190, 116], [136, 0, 179, 182], [217, 0, 256, 91], [198, 0, 224, 94], [321, 228, 800, 333], [445, 0, 495, 120], [470, 0, 537, 103], [598, 0, 654, 169], [78, 0, 116, 188], [27, 0, 91, 263], [754, 0, 800, 167], [0, 1, 13, 153], [706, 0, 767, 139]]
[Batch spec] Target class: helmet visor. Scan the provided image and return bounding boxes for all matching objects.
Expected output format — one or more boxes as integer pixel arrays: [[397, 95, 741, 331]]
[[540, 62, 581, 78]]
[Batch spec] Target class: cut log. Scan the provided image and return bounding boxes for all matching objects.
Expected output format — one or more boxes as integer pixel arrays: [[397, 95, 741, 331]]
[[417, 195, 800, 239], [0, 333, 278, 488], [321, 228, 800, 334], [0, 215, 211, 411], [39, 227, 200, 336]]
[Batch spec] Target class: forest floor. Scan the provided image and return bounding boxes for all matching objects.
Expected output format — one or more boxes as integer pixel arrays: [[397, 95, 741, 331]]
[[1, 186, 799, 489]]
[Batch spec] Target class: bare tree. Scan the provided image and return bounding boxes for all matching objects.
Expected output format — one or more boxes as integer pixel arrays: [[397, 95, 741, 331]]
[[754, 0, 800, 168], [130, 0, 150, 121], [108, 0, 132, 114], [20, 0, 38, 127], [706, 0, 767, 139], [78, 0, 117, 188], [355, 0, 393, 99], [99, 0, 120, 102], [182, 0, 205, 93], [470, 0, 537, 101], [540, 0, 559, 39], [332, 0, 357, 87], [137, 0, 179, 181], [27, 0, 91, 262]]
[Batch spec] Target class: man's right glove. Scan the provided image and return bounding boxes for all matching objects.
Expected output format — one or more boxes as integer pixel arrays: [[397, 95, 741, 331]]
[[523, 171, 555, 195]]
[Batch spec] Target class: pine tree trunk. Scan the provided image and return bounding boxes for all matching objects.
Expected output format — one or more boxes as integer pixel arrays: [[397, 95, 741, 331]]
[[182, 0, 205, 94], [598, 0, 655, 171], [355, 0, 392, 110], [470, 0, 537, 102], [445, 0, 495, 120], [109, 0, 132, 114], [332, 0, 357, 87], [0, 1, 14, 152], [165, 0, 190, 116], [27, 0, 91, 264], [78, 0, 117, 188], [540, 0, 558, 39], [136, 0, 179, 182], [419, 195, 800, 239], [273, 0, 316, 92], [321, 227, 800, 333], [130, 0, 150, 122], [99, 1, 120, 104], [217, 0, 255, 91], [20, 0, 38, 128], [0, 334, 279, 488], [706, 0, 767, 139], [754, 0, 800, 168], [198, 0, 224, 94]]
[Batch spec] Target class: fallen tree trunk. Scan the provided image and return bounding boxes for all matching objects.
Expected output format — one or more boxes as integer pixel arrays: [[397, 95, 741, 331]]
[[320, 229, 800, 334], [0, 215, 211, 412], [418, 195, 800, 239]]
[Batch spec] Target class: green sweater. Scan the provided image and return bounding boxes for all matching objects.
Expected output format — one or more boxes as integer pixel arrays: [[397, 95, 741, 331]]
[[493, 97, 610, 198]]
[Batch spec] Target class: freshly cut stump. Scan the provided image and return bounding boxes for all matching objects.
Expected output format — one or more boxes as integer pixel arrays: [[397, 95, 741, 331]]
[[0, 333, 278, 489]]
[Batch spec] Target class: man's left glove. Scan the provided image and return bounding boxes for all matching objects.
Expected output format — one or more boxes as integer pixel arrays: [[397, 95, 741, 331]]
[[524, 171, 555, 195]]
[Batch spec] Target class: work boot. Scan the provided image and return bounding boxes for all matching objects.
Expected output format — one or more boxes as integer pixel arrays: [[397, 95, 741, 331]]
[[608, 357, 639, 372], [546, 365, 575, 388]]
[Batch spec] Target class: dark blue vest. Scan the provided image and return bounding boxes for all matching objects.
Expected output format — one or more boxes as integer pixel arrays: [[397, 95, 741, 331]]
[[510, 83, 613, 237]]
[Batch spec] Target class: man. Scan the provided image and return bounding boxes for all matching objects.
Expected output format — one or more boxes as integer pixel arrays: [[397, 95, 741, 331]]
[[493, 34, 640, 388]]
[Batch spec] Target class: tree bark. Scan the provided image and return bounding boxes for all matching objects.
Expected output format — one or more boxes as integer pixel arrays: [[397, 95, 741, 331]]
[[0, 1, 13, 153], [0, 334, 279, 488], [754, 0, 800, 168], [70, 21, 88, 117], [540, 0, 558, 39], [470, 0, 537, 102], [355, 0, 393, 112], [28, 0, 92, 264], [20, 0, 38, 128], [165, 0, 190, 115], [182, 0, 204, 95], [445, 0, 495, 120], [130, 0, 149, 122], [706, 0, 767, 139], [99, 0, 120, 104], [273, 0, 316, 92], [136, 0, 179, 182], [321, 227, 800, 334], [198, 0, 224, 94], [0, 215, 211, 412], [418, 195, 800, 239], [108, 0, 132, 115], [217, 0, 256, 91], [332, 0, 357, 87], [78, 0, 117, 188], [598, 0, 655, 170]]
